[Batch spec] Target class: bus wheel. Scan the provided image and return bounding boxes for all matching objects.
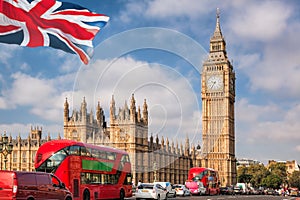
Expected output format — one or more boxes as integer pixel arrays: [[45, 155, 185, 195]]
[[119, 189, 125, 200], [83, 189, 90, 200]]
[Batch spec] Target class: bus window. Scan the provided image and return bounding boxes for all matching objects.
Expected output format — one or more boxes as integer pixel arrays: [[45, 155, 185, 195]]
[[124, 173, 132, 185], [80, 146, 91, 157], [91, 149, 100, 158], [107, 152, 116, 160], [68, 145, 80, 155], [81, 173, 91, 184], [99, 151, 107, 159], [91, 174, 100, 184], [121, 155, 130, 162]]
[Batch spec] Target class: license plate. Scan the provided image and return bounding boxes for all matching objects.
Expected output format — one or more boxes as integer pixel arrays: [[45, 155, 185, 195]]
[[142, 189, 148, 192]]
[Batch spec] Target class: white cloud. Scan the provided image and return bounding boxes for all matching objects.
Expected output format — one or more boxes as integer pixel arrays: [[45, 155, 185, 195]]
[[9, 73, 56, 105], [229, 1, 292, 41], [0, 44, 20, 67], [144, 0, 213, 19], [70, 56, 201, 141], [0, 71, 76, 122], [236, 98, 300, 142]]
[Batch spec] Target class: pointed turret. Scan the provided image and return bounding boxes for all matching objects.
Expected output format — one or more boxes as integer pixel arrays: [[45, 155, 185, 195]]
[[210, 8, 227, 54], [81, 97, 87, 122], [143, 99, 148, 125], [137, 106, 141, 122], [184, 134, 190, 156], [96, 101, 101, 122], [110, 95, 116, 121], [130, 94, 136, 122], [64, 98, 69, 122], [211, 8, 223, 40]]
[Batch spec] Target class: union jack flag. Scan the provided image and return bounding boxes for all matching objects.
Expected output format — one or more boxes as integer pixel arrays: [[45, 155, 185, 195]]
[[0, 0, 109, 64]]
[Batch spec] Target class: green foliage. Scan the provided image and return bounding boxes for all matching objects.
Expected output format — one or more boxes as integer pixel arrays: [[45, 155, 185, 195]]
[[237, 164, 268, 187], [238, 173, 252, 183], [268, 162, 287, 184], [262, 174, 282, 189], [289, 171, 300, 189], [236, 162, 288, 188]]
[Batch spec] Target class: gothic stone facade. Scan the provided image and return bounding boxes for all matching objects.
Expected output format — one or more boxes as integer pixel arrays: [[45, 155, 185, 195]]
[[0, 127, 61, 171], [63, 95, 198, 185]]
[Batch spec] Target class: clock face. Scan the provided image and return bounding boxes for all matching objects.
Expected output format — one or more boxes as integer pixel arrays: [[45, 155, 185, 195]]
[[207, 75, 223, 90]]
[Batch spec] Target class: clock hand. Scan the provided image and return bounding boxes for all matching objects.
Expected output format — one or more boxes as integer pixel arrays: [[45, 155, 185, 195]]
[[211, 82, 216, 89]]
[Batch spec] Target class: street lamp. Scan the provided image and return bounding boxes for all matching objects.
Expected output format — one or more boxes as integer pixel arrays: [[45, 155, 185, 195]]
[[0, 131, 13, 170]]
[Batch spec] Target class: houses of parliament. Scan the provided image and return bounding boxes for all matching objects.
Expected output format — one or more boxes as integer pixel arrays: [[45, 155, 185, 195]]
[[0, 11, 237, 187]]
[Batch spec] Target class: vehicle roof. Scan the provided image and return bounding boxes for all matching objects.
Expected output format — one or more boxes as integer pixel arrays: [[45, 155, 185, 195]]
[[0, 170, 52, 175], [140, 183, 154, 186], [189, 167, 216, 172], [38, 139, 127, 154], [35, 139, 128, 168]]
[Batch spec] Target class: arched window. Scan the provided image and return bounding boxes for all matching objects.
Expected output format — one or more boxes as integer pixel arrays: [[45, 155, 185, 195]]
[[22, 151, 27, 163], [13, 151, 17, 162]]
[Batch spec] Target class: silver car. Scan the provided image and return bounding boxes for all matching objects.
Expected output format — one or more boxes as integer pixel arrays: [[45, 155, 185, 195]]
[[135, 183, 168, 200]]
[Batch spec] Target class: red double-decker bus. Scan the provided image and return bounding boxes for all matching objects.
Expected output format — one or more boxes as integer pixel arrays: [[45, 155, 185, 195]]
[[185, 167, 220, 195], [34, 139, 132, 200]]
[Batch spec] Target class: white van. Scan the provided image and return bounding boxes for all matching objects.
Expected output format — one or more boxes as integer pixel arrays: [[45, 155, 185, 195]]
[[153, 182, 176, 197]]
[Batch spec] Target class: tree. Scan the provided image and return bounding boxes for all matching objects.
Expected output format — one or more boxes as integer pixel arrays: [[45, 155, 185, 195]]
[[237, 165, 251, 183], [268, 162, 287, 184], [248, 164, 269, 188], [289, 171, 300, 189], [262, 174, 282, 189], [237, 164, 269, 187], [238, 174, 252, 183]]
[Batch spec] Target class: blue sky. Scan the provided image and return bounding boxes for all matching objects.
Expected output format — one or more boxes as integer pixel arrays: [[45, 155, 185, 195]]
[[0, 0, 300, 165]]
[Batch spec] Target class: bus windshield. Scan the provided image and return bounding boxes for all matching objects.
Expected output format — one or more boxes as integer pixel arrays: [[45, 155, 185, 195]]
[[37, 148, 68, 173]]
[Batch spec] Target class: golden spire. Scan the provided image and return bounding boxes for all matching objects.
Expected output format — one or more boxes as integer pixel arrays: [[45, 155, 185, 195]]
[[211, 8, 223, 40]]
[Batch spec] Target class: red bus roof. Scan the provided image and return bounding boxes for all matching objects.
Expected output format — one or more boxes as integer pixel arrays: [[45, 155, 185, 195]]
[[189, 167, 216, 173], [35, 139, 128, 168], [188, 167, 217, 180]]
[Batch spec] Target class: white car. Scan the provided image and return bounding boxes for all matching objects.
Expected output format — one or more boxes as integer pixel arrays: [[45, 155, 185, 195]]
[[153, 181, 176, 198], [173, 184, 191, 196], [135, 183, 168, 200]]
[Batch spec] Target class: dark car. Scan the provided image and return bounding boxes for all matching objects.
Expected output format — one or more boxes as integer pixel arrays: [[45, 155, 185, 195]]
[[265, 188, 279, 195], [220, 186, 234, 195], [0, 170, 72, 200]]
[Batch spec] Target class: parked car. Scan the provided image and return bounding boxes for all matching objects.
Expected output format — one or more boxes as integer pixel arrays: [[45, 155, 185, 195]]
[[234, 186, 243, 195], [185, 181, 206, 195], [265, 188, 279, 196], [154, 181, 176, 198], [220, 186, 234, 195], [173, 184, 191, 196], [135, 183, 168, 200], [198, 182, 207, 195], [0, 170, 72, 200], [289, 188, 299, 197]]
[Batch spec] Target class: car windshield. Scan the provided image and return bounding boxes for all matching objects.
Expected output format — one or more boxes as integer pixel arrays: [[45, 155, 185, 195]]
[[174, 185, 183, 188], [138, 184, 154, 189]]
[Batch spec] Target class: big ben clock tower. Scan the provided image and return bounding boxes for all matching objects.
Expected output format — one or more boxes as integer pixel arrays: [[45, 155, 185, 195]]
[[201, 9, 237, 186]]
